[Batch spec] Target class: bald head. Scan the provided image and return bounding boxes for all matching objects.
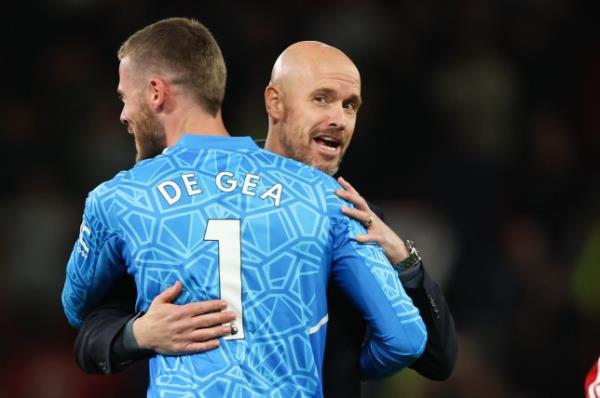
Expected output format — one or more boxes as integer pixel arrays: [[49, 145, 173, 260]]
[[270, 41, 360, 89], [264, 41, 362, 175]]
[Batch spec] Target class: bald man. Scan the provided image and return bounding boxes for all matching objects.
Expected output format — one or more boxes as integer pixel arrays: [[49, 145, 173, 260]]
[[75, 40, 457, 396], [264, 41, 360, 176], [264, 42, 413, 268], [262, 41, 457, 395]]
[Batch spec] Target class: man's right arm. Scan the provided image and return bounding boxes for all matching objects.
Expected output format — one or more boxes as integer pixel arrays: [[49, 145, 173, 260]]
[[329, 206, 427, 379], [335, 176, 458, 380], [74, 275, 143, 374], [75, 275, 236, 374]]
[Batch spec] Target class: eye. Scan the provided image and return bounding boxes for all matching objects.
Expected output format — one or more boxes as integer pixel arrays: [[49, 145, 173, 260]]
[[343, 102, 357, 112], [314, 95, 327, 104]]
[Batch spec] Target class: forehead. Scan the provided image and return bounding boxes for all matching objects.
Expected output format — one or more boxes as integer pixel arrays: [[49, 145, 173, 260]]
[[313, 72, 360, 93], [296, 58, 361, 96], [117, 59, 129, 92], [117, 57, 140, 93]]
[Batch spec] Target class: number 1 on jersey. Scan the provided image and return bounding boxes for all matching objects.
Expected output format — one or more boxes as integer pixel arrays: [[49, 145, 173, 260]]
[[204, 219, 244, 340]]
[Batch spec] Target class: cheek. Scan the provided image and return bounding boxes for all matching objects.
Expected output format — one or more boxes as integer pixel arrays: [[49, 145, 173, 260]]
[[345, 118, 357, 140], [297, 120, 317, 144], [289, 103, 315, 125], [295, 112, 323, 138]]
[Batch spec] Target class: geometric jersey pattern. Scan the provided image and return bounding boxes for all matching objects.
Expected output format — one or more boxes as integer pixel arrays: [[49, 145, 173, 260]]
[[62, 135, 427, 397]]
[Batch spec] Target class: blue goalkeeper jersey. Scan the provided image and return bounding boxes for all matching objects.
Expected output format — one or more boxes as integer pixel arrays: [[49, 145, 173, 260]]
[[62, 134, 426, 397]]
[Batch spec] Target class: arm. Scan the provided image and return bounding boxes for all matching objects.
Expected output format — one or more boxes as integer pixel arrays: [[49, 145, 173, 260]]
[[62, 193, 127, 329], [400, 264, 458, 380], [335, 176, 458, 380], [328, 192, 427, 380], [74, 274, 148, 374], [66, 190, 236, 373], [75, 276, 237, 374]]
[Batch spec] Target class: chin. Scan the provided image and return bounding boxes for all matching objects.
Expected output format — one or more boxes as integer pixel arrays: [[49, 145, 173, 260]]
[[326, 167, 339, 176], [316, 162, 338, 176]]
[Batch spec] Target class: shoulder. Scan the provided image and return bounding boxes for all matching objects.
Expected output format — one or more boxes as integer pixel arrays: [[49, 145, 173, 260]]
[[263, 150, 340, 186], [269, 153, 345, 199], [84, 155, 171, 223], [89, 152, 177, 197]]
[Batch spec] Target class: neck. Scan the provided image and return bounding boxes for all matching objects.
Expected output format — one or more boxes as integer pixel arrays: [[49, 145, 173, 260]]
[[164, 105, 229, 147], [264, 123, 283, 155]]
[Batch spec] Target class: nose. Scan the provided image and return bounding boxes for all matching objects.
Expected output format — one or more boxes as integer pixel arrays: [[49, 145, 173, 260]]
[[327, 103, 346, 130], [119, 108, 128, 127]]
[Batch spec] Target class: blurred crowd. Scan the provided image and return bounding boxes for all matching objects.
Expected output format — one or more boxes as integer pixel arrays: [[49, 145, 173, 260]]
[[1, 1, 598, 397]]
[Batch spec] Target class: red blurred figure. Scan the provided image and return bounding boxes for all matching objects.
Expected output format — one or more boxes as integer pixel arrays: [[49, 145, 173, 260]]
[[586, 357, 600, 398]]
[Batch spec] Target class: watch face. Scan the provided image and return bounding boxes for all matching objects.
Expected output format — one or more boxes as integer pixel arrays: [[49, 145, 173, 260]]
[[396, 242, 421, 270], [405, 240, 418, 255]]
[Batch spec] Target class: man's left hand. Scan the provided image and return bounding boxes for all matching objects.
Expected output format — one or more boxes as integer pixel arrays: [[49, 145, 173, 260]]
[[336, 176, 409, 265]]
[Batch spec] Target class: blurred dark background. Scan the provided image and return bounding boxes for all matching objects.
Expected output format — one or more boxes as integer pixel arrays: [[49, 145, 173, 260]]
[[1, 0, 599, 397]]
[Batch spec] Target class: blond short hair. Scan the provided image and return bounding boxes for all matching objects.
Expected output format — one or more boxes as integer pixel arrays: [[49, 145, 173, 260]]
[[118, 17, 226, 116]]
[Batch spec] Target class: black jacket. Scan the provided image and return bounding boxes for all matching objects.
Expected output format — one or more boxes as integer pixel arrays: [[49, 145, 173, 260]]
[[74, 208, 457, 397]]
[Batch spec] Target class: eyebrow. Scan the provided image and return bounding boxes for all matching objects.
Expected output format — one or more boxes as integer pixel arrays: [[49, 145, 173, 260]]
[[312, 88, 362, 106], [349, 94, 363, 109]]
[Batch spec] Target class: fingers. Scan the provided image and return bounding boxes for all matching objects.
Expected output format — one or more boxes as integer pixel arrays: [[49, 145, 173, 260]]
[[336, 177, 369, 210], [181, 300, 229, 317], [355, 234, 376, 243], [188, 324, 233, 343], [183, 338, 221, 354], [153, 281, 183, 304], [341, 206, 373, 228], [336, 176, 358, 194], [173, 319, 236, 355], [188, 310, 237, 329]]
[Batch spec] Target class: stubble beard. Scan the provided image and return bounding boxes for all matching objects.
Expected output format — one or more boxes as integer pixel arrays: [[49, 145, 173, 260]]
[[134, 101, 167, 162], [319, 154, 342, 176], [280, 127, 313, 171], [280, 126, 342, 176]]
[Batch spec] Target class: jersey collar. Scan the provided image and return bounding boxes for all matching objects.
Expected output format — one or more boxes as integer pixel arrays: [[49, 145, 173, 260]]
[[173, 134, 259, 151]]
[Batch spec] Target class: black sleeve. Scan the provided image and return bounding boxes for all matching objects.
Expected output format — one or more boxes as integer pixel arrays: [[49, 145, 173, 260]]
[[401, 264, 458, 380], [74, 274, 152, 374], [322, 281, 365, 398], [371, 204, 458, 381]]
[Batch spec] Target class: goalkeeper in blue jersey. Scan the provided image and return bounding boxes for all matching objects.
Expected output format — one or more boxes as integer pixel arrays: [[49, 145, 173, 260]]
[[61, 17, 426, 397]]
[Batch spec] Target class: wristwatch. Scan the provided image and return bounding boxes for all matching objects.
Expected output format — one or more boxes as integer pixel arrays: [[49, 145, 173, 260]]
[[394, 239, 421, 271]]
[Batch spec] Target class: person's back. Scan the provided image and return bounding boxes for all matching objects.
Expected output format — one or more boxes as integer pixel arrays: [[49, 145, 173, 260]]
[[132, 134, 330, 395], [63, 134, 426, 397]]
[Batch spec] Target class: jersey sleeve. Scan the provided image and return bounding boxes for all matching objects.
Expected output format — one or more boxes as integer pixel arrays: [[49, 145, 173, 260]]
[[327, 191, 427, 380], [61, 190, 126, 329]]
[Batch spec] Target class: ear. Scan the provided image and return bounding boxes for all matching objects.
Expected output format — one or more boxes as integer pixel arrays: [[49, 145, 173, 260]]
[[146, 77, 167, 111], [265, 84, 284, 121]]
